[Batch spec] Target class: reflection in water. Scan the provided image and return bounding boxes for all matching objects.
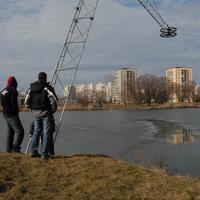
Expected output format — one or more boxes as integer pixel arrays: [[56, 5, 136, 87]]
[[143, 119, 195, 145], [167, 129, 194, 145]]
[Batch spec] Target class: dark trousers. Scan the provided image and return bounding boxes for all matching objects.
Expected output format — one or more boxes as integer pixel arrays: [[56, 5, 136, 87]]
[[3, 114, 24, 153]]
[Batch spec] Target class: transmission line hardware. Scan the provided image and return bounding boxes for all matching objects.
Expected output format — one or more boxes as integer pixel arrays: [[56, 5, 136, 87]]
[[137, 0, 177, 38]]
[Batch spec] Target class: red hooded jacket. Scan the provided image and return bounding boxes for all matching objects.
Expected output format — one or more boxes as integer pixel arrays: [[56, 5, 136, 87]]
[[0, 76, 19, 117]]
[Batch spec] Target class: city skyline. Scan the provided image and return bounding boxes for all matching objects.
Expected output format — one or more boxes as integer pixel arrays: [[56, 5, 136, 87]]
[[0, 0, 199, 89], [62, 66, 194, 104]]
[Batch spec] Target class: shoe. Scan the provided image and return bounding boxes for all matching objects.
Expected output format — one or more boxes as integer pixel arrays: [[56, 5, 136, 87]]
[[12, 149, 22, 153], [49, 154, 55, 158], [31, 153, 41, 158], [41, 155, 49, 160]]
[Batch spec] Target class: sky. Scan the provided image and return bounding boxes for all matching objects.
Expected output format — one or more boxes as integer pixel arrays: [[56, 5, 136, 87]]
[[0, 0, 199, 90]]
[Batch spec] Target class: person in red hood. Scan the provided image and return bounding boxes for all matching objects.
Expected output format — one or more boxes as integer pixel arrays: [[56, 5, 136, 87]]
[[0, 76, 24, 153]]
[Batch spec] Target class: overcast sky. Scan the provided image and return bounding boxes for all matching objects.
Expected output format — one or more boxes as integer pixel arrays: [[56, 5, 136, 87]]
[[0, 0, 199, 89]]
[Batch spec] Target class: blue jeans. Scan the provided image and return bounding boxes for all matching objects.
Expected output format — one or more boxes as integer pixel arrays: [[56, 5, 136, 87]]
[[3, 114, 24, 153], [31, 114, 54, 157], [29, 119, 55, 155]]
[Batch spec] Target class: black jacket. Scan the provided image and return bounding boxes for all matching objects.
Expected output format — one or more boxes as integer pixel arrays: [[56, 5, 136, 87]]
[[25, 81, 58, 118], [0, 77, 19, 117], [28, 80, 51, 111]]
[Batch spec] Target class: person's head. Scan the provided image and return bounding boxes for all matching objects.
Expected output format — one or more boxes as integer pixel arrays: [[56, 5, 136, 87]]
[[6, 76, 18, 89], [38, 72, 47, 83]]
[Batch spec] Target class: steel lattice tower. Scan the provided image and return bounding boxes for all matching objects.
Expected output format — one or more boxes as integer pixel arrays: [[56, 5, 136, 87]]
[[51, 0, 99, 143]]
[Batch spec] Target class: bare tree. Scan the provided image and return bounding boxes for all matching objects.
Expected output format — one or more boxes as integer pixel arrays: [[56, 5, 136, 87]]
[[126, 79, 138, 104], [76, 90, 89, 106], [120, 84, 128, 105], [94, 90, 106, 107], [174, 81, 195, 103], [138, 74, 158, 105], [138, 74, 169, 105], [154, 77, 168, 103], [193, 82, 200, 102]]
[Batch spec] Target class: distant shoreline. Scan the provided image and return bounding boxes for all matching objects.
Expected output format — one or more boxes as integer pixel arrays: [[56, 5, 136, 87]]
[[16, 102, 200, 112]]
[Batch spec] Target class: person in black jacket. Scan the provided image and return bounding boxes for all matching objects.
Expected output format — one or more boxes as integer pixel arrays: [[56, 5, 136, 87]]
[[25, 72, 57, 159], [0, 76, 24, 153]]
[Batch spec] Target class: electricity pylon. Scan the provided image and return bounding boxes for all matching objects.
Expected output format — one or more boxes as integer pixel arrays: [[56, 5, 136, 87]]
[[50, 0, 99, 143]]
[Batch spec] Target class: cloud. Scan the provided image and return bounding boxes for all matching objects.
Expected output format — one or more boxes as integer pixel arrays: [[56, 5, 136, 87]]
[[0, 0, 199, 89]]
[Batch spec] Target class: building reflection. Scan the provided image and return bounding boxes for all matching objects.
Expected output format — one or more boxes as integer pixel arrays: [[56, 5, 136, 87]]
[[167, 129, 194, 145]]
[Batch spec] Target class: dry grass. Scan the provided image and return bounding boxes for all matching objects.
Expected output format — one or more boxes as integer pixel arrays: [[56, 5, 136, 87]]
[[0, 153, 200, 200]]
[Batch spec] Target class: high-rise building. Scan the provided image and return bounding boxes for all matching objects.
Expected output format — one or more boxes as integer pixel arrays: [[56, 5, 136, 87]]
[[166, 67, 192, 103], [113, 68, 138, 103]]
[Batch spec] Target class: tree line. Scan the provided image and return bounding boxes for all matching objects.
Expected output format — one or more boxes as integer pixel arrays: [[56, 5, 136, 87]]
[[122, 73, 197, 105]]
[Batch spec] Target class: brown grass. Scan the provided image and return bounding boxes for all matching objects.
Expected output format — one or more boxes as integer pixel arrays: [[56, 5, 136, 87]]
[[0, 153, 200, 200]]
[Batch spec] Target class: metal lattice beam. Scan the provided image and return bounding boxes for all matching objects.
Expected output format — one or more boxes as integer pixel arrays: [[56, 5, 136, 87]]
[[51, 0, 99, 143]]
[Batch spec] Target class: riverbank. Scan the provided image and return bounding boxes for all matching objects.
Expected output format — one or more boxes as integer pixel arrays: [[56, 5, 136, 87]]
[[50, 102, 200, 111], [98, 102, 200, 111], [0, 153, 200, 200], [17, 102, 200, 112]]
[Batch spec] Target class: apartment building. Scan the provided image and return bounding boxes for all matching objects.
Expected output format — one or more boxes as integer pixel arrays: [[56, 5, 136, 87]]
[[166, 67, 192, 103], [113, 68, 138, 103], [64, 82, 113, 103]]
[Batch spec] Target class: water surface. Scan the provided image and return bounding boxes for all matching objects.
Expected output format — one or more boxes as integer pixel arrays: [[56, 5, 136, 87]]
[[0, 108, 200, 176]]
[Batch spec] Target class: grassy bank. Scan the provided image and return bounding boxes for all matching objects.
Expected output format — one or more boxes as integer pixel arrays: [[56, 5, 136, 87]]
[[0, 154, 200, 200]]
